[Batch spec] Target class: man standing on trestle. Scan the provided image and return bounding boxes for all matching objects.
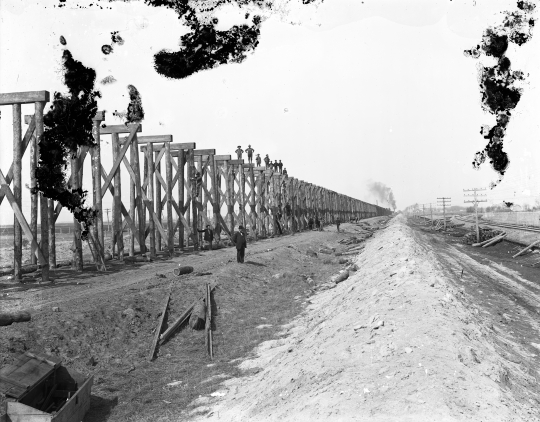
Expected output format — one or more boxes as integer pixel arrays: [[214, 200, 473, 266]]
[[232, 225, 247, 263], [235, 146, 244, 160], [246, 145, 255, 163]]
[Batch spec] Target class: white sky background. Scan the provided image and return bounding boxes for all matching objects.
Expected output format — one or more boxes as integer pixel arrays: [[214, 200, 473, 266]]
[[0, 0, 539, 224]]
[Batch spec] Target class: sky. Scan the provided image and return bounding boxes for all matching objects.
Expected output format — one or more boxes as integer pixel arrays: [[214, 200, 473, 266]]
[[0, 0, 539, 225]]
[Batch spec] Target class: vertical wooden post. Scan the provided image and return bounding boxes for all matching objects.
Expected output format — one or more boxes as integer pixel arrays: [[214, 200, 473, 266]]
[[249, 165, 257, 237], [196, 155, 203, 246], [143, 151, 148, 249], [165, 142, 174, 255], [112, 134, 124, 261], [35, 101, 49, 282], [146, 146, 156, 256], [191, 153, 199, 250], [71, 153, 83, 271], [186, 149, 193, 248], [225, 161, 234, 234], [129, 143, 136, 257], [256, 169, 264, 236], [131, 136, 145, 255], [210, 154, 220, 234], [48, 198, 56, 271], [29, 119, 38, 266], [203, 164, 208, 227], [12, 104, 22, 282], [178, 151, 185, 250], [239, 163, 246, 230], [155, 150, 162, 251], [91, 113, 104, 260]]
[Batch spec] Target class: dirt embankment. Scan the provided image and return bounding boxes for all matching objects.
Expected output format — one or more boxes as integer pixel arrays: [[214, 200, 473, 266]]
[[190, 214, 540, 422], [1, 224, 362, 421]]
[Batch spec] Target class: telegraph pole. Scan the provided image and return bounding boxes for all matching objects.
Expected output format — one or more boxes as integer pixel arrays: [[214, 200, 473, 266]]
[[436, 197, 451, 230], [464, 188, 487, 242]]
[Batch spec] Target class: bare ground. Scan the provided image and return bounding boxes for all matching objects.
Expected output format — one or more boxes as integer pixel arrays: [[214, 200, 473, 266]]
[[2, 215, 540, 421]]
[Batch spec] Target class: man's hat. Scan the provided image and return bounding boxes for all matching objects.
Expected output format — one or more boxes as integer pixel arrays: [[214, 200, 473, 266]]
[[237, 145, 241, 148], [256, 153, 260, 156], [206, 224, 210, 227], [248, 144, 251, 147], [238, 225, 244, 229]]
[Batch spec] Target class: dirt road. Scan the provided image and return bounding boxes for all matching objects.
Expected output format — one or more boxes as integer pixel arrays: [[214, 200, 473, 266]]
[[188, 215, 540, 422]]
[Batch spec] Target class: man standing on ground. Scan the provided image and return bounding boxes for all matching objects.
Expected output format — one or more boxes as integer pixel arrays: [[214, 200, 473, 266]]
[[198, 224, 214, 251], [235, 146, 244, 160], [315, 216, 320, 231], [246, 145, 255, 163], [232, 225, 247, 263], [256, 154, 261, 166], [336, 217, 341, 233]]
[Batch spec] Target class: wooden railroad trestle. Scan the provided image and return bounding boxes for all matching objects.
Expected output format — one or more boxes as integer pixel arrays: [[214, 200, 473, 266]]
[[0, 91, 392, 277]]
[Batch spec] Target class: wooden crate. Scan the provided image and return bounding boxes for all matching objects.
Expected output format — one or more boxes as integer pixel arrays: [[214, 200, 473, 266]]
[[0, 352, 92, 422]]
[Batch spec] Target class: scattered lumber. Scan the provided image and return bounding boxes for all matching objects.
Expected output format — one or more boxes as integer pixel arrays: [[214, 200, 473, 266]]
[[148, 292, 171, 361], [472, 231, 506, 247], [482, 233, 507, 248], [159, 285, 216, 345], [173, 265, 194, 276], [512, 240, 540, 258], [318, 248, 333, 254], [189, 301, 207, 330], [347, 244, 365, 252], [0, 311, 31, 326], [205, 283, 213, 359], [331, 271, 349, 284]]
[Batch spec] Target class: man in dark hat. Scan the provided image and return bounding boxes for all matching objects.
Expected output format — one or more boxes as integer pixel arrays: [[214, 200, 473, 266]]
[[235, 146, 244, 160], [256, 153, 261, 166], [232, 225, 247, 263], [264, 154, 270, 169], [198, 224, 214, 251], [246, 145, 255, 164], [278, 160, 283, 174], [283, 168, 288, 178]]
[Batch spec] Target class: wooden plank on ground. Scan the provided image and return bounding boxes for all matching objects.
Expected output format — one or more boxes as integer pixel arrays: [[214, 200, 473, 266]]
[[512, 240, 540, 258], [149, 292, 170, 361], [160, 285, 216, 345]]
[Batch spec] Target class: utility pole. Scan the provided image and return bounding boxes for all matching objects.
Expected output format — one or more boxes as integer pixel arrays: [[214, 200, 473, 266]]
[[464, 188, 487, 242], [436, 197, 451, 230]]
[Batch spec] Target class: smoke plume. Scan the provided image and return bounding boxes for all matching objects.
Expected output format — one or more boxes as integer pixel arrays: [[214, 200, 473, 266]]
[[367, 181, 396, 210]]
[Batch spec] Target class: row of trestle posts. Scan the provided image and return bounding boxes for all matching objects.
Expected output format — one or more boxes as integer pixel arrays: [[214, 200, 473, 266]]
[[0, 91, 392, 282]]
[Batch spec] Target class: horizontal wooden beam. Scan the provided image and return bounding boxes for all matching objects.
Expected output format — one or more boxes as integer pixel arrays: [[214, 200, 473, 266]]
[[251, 166, 266, 171], [101, 124, 142, 134], [128, 135, 172, 145], [141, 142, 196, 152], [193, 149, 216, 156], [228, 159, 244, 165], [213, 154, 231, 161], [189, 154, 231, 161], [0, 91, 50, 105]]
